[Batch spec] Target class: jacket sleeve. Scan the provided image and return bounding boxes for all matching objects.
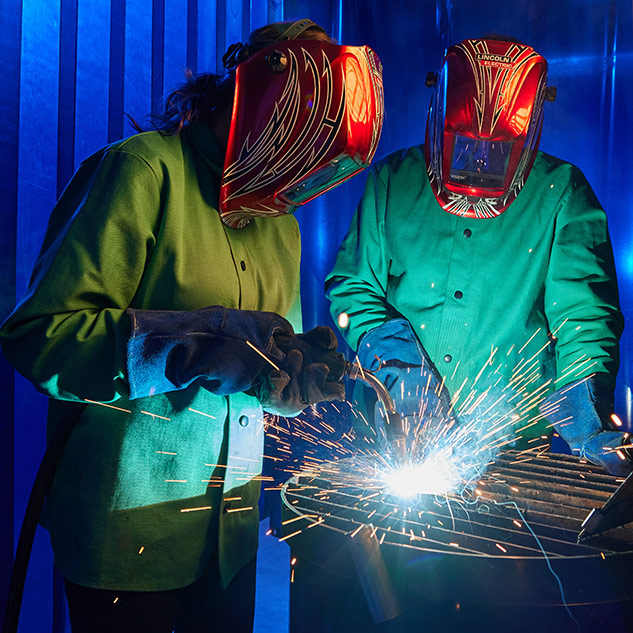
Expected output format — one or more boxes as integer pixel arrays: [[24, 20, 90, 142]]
[[325, 165, 393, 351], [0, 148, 161, 402], [544, 166, 623, 389]]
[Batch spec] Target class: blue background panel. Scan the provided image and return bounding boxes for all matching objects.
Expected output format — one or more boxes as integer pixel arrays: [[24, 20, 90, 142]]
[[1, 1, 631, 630], [75, 0, 111, 166]]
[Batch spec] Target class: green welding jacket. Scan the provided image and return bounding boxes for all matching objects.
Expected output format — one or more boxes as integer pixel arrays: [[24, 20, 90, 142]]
[[325, 146, 623, 441], [0, 122, 302, 591]]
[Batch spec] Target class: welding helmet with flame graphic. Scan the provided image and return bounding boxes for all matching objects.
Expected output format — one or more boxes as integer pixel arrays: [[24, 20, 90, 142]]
[[425, 38, 555, 218], [219, 39, 384, 229]]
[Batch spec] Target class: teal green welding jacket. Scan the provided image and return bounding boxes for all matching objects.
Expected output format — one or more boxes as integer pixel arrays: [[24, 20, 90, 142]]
[[0, 122, 302, 591], [326, 146, 623, 443]]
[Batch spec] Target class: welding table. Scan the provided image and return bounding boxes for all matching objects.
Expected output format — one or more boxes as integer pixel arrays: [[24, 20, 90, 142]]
[[281, 451, 633, 633]]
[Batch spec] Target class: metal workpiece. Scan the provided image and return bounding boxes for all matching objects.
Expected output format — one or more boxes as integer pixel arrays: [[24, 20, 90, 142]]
[[282, 451, 633, 632], [578, 470, 633, 541], [346, 524, 400, 623]]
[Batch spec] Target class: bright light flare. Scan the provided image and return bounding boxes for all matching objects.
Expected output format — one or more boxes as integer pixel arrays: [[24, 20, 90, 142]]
[[611, 413, 623, 428], [382, 453, 460, 498]]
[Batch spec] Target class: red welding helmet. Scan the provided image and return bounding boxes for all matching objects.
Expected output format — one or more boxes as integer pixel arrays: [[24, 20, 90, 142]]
[[219, 39, 384, 229], [425, 38, 551, 218]]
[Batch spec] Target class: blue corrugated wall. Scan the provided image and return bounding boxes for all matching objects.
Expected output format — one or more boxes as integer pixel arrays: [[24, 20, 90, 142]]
[[1, 1, 631, 630]]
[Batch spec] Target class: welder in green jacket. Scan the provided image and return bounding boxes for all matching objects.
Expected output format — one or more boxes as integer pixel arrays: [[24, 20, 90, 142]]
[[326, 37, 627, 476], [0, 19, 384, 633]]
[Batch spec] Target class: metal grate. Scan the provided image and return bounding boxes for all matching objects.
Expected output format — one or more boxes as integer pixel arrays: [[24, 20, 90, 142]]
[[281, 451, 633, 609]]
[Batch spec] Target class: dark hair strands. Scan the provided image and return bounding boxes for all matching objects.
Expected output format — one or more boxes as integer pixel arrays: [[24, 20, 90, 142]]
[[129, 21, 331, 136], [128, 69, 235, 135]]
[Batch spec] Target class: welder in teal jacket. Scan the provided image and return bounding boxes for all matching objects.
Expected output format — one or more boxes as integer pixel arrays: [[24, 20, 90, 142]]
[[326, 37, 626, 475], [0, 19, 384, 633]]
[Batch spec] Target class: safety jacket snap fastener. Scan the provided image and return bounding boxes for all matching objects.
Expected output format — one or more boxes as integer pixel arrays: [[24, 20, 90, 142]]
[[463, 228, 472, 238], [454, 290, 463, 299], [238, 415, 250, 427], [444, 354, 452, 363]]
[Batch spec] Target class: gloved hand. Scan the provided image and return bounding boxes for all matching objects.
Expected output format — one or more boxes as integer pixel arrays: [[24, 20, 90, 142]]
[[126, 305, 293, 399], [127, 308, 346, 415], [356, 319, 456, 440], [539, 376, 631, 477], [257, 327, 347, 417]]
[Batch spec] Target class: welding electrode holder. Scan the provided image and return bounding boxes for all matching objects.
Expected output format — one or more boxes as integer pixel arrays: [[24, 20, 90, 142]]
[[272, 332, 389, 401], [273, 334, 405, 452]]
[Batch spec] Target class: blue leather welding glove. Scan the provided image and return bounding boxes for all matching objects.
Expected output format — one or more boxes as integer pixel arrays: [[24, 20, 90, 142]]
[[127, 307, 345, 414], [356, 319, 455, 430], [539, 376, 632, 477]]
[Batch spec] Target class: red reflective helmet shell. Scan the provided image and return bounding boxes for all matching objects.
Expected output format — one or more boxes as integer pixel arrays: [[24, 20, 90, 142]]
[[425, 38, 549, 218], [220, 40, 384, 229]]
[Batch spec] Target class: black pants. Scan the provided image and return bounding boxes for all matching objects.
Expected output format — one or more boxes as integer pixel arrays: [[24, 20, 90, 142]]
[[63, 550, 257, 633]]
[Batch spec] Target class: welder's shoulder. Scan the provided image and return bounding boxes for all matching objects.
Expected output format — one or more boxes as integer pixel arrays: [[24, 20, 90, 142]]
[[102, 130, 185, 171], [532, 151, 592, 189], [531, 152, 604, 222], [71, 131, 185, 188]]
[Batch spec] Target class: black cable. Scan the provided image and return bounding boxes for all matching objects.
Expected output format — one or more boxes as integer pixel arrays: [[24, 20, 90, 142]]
[[3, 403, 86, 633]]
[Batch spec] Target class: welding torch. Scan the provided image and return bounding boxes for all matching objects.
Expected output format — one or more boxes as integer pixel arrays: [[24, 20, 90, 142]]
[[344, 362, 406, 455], [274, 333, 405, 454]]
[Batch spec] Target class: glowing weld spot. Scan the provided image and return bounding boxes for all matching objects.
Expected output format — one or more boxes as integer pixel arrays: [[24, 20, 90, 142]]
[[383, 454, 460, 498]]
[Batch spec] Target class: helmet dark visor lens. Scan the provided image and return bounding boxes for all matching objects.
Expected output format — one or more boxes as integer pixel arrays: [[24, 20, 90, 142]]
[[279, 155, 362, 207], [449, 135, 512, 189]]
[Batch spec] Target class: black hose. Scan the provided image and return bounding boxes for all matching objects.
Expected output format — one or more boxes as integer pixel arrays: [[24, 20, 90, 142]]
[[3, 403, 85, 633]]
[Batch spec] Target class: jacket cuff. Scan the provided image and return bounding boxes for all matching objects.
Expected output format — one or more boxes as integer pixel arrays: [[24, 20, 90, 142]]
[[356, 318, 435, 371], [539, 377, 608, 450]]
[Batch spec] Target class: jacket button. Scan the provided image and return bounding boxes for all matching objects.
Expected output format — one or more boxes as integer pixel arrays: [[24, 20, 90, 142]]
[[454, 290, 463, 299], [444, 354, 452, 363], [240, 261, 247, 271], [238, 415, 249, 427], [463, 229, 472, 238]]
